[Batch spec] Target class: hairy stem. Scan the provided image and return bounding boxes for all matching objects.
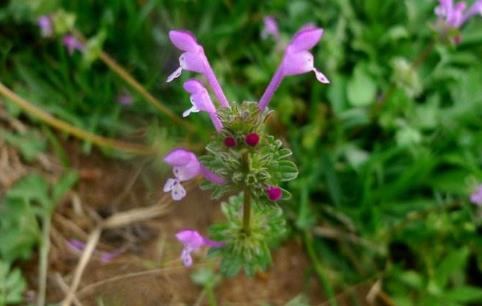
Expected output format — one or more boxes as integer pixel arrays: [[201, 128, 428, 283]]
[[243, 188, 252, 234]]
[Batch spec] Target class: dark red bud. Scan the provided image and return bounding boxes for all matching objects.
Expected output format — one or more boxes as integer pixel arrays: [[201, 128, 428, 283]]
[[266, 186, 282, 201], [224, 136, 237, 148], [245, 133, 260, 147]]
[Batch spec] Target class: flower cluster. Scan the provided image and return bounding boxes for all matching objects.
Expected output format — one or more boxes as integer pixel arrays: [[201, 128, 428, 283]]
[[37, 12, 84, 55], [163, 26, 328, 271], [434, 0, 482, 42]]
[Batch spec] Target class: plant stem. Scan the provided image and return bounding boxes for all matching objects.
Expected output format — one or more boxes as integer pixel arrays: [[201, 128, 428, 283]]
[[243, 188, 252, 234], [0, 82, 155, 155], [206, 285, 218, 306]]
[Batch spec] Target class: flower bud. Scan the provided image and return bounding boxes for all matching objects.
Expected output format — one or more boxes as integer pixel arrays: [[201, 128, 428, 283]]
[[224, 136, 237, 148], [266, 186, 282, 201], [245, 133, 260, 147]]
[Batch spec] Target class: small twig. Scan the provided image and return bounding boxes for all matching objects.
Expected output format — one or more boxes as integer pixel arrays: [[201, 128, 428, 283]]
[[0, 82, 155, 155], [76, 262, 209, 298], [54, 273, 83, 306], [102, 202, 171, 229], [61, 227, 101, 306], [366, 280, 396, 306], [37, 214, 51, 306]]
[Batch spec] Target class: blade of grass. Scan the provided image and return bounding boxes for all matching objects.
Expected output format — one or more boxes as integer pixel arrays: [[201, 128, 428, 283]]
[[71, 30, 195, 133], [303, 231, 338, 306], [0, 82, 155, 155]]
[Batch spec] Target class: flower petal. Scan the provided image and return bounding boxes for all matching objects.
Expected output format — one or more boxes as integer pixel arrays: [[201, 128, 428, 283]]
[[181, 249, 193, 267], [288, 27, 324, 53], [163, 178, 177, 192], [183, 79, 204, 94], [164, 149, 195, 166], [282, 50, 314, 76], [313, 67, 330, 84], [183, 105, 200, 117], [169, 30, 200, 52], [180, 51, 207, 74], [171, 182, 187, 201], [173, 156, 200, 181], [176, 230, 205, 249], [166, 66, 183, 83]]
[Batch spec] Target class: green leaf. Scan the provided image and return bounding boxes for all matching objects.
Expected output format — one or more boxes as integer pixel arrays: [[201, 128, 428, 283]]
[[435, 248, 469, 289], [347, 64, 377, 107], [1, 130, 47, 162], [444, 286, 482, 303], [0, 261, 26, 305], [51, 170, 78, 204]]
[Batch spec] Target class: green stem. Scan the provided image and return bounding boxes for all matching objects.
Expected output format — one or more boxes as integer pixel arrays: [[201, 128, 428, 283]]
[[206, 285, 218, 306], [243, 188, 252, 234]]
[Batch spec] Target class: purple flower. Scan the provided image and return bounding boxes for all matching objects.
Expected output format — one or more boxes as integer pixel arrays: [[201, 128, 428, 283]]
[[163, 148, 224, 201], [37, 15, 53, 38], [182, 79, 223, 132], [100, 248, 125, 263], [258, 25, 330, 111], [63, 35, 84, 55], [435, 0, 482, 28], [67, 239, 86, 252], [261, 16, 280, 40], [470, 185, 482, 206], [166, 30, 230, 108], [67, 239, 123, 263], [175, 230, 223, 267], [116, 93, 133, 106]]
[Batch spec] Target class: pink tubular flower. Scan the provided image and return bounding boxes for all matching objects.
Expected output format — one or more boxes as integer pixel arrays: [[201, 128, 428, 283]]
[[63, 34, 84, 55], [176, 230, 223, 267], [261, 16, 280, 40], [182, 79, 223, 132], [37, 15, 53, 38], [163, 148, 224, 201], [166, 30, 230, 108], [470, 185, 482, 206], [435, 0, 482, 28], [258, 25, 329, 111]]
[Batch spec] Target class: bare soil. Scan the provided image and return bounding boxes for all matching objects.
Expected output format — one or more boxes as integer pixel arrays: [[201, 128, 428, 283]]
[[30, 145, 326, 306]]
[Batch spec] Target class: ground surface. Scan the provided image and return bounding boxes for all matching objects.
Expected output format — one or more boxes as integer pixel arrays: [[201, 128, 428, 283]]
[[28, 145, 326, 306]]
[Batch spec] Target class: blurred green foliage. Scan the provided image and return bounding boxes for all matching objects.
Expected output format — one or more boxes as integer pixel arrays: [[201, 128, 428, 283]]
[[1, 0, 482, 305]]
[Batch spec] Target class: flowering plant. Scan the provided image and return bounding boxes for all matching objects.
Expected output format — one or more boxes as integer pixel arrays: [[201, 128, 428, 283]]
[[434, 0, 482, 43], [164, 26, 328, 276]]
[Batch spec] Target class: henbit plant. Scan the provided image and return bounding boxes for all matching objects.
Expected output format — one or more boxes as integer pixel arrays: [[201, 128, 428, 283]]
[[162, 26, 329, 276]]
